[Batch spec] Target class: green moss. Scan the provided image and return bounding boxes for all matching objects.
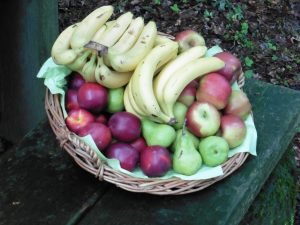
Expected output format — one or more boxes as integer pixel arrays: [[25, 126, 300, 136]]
[[241, 148, 297, 225]]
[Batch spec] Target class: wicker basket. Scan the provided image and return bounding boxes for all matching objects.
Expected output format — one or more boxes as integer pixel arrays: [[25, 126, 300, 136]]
[[45, 69, 250, 195]]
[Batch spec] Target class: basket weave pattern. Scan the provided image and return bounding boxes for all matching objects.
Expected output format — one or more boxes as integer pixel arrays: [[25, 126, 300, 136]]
[[45, 71, 249, 195]]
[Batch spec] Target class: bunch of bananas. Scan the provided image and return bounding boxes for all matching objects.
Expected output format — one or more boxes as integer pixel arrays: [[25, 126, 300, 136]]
[[51, 5, 225, 124]]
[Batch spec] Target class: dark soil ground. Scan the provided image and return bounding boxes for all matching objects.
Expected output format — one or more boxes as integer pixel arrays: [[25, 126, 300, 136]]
[[57, 0, 300, 222], [58, 0, 300, 90]]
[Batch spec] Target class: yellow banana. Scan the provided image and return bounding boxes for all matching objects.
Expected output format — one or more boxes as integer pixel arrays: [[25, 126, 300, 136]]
[[104, 17, 144, 67], [154, 34, 174, 46], [123, 84, 143, 119], [91, 25, 107, 43], [130, 42, 179, 124], [127, 80, 164, 123], [51, 23, 82, 65], [96, 12, 133, 47], [153, 46, 207, 114], [110, 21, 157, 72], [108, 17, 144, 55], [94, 57, 132, 88], [80, 53, 97, 82], [163, 57, 225, 117], [67, 50, 92, 71], [70, 5, 113, 49], [92, 19, 117, 43]]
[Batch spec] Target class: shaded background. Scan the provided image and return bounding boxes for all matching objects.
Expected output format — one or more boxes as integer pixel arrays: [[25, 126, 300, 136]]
[[0, 0, 58, 144]]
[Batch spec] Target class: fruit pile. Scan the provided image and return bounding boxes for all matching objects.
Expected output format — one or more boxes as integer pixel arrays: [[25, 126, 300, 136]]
[[53, 5, 252, 177]]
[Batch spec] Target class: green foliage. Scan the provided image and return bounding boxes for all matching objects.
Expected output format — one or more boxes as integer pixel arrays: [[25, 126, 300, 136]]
[[153, 0, 161, 5], [226, 4, 243, 21], [241, 148, 297, 225], [170, 4, 180, 13], [271, 55, 278, 61], [244, 56, 254, 67], [212, 0, 229, 11], [244, 70, 254, 78], [234, 22, 254, 49], [266, 41, 277, 51], [203, 9, 213, 21]]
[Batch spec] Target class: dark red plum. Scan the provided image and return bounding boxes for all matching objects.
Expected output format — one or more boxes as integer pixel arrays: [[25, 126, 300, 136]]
[[69, 73, 85, 90], [78, 83, 108, 113], [108, 112, 141, 142], [130, 137, 147, 154], [65, 89, 80, 111], [105, 142, 139, 171], [140, 146, 171, 177], [96, 114, 107, 124]]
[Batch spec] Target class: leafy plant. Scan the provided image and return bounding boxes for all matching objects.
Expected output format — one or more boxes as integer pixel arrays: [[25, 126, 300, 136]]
[[234, 22, 254, 49], [271, 55, 278, 61], [266, 41, 277, 51], [212, 0, 229, 11], [154, 0, 161, 5], [170, 4, 180, 13], [203, 9, 213, 21], [226, 4, 243, 21], [244, 56, 254, 67], [244, 70, 254, 78]]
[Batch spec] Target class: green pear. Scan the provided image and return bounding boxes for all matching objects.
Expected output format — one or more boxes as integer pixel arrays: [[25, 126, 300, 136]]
[[173, 126, 202, 176], [170, 129, 200, 152], [173, 102, 188, 130], [107, 87, 124, 113], [141, 118, 176, 148]]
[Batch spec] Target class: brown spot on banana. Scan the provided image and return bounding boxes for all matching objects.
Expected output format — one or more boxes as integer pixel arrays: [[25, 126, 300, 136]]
[[96, 13, 104, 18]]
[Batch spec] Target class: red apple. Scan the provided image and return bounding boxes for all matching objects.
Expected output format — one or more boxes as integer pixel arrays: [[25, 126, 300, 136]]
[[65, 108, 95, 133], [108, 112, 141, 142], [175, 30, 205, 53], [96, 114, 107, 124], [221, 115, 246, 148], [224, 90, 252, 120], [130, 137, 147, 154], [105, 142, 139, 171], [196, 73, 232, 110], [186, 101, 220, 137], [78, 83, 108, 113], [214, 52, 242, 83], [69, 73, 85, 90], [178, 82, 197, 107], [78, 122, 112, 151], [140, 146, 171, 177], [65, 89, 80, 111]]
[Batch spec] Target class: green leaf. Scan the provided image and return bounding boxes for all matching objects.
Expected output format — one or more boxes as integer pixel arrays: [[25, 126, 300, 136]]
[[170, 4, 180, 13], [244, 70, 254, 78], [244, 56, 254, 67], [296, 127, 300, 132], [154, 0, 161, 5], [272, 55, 278, 61]]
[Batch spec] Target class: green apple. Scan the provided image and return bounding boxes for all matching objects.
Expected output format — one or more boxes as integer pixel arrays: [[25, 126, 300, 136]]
[[173, 102, 188, 130], [199, 136, 229, 167], [141, 118, 176, 148], [107, 87, 124, 113]]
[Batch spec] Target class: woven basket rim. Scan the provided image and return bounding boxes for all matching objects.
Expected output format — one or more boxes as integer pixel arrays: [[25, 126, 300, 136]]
[[45, 69, 250, 195]]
